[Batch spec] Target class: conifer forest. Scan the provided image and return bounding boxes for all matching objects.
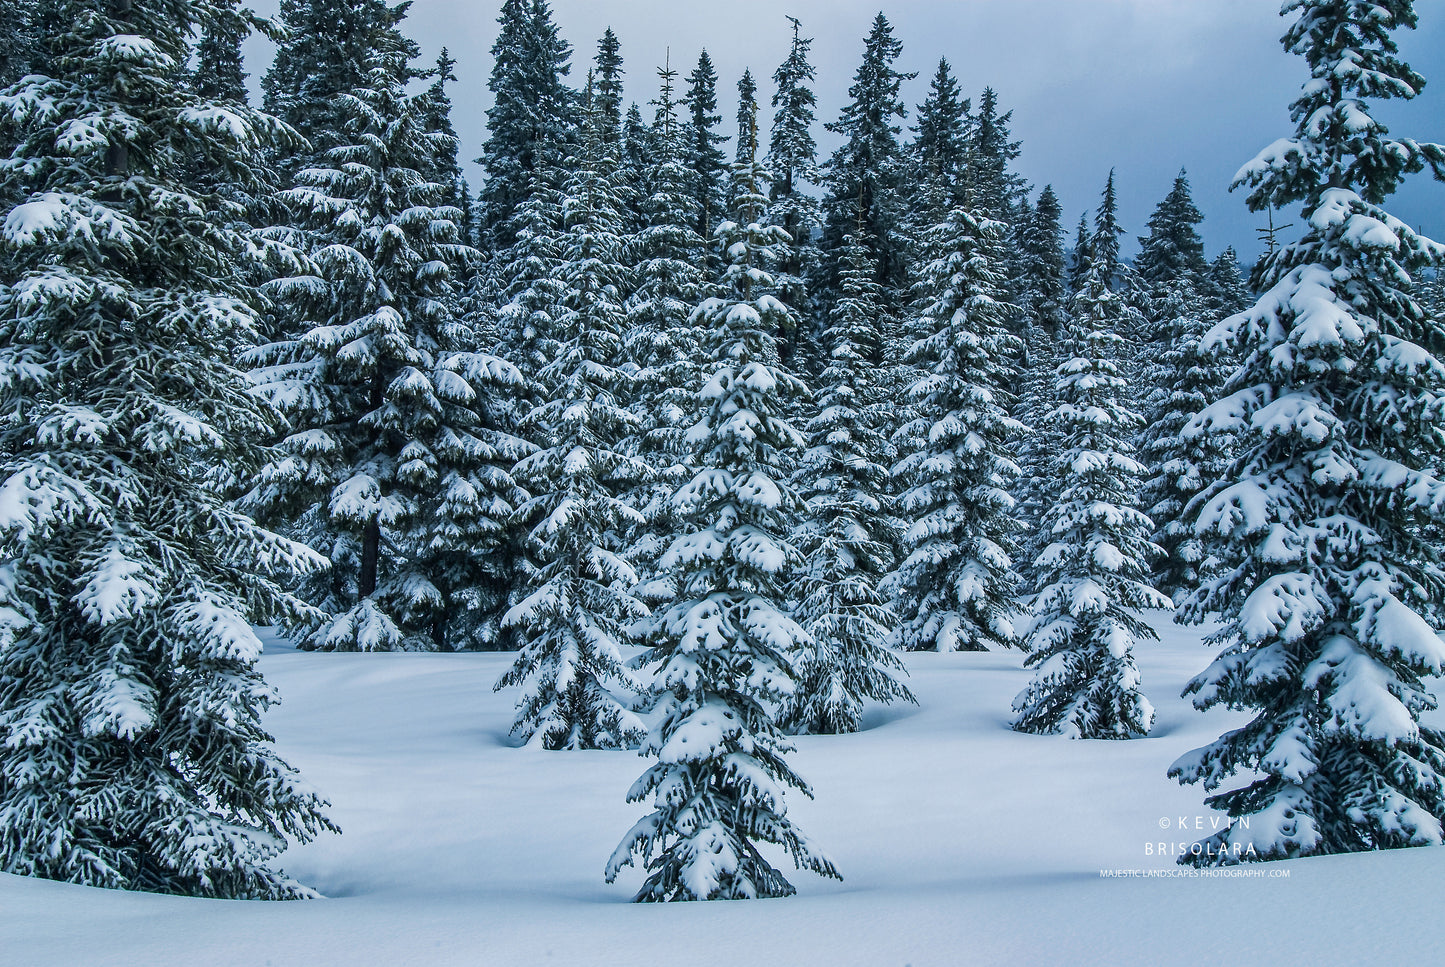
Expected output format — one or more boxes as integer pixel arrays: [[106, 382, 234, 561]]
[[3, 1, 1445, 963]]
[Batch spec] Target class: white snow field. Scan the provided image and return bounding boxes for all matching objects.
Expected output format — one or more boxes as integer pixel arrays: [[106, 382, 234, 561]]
[[5, 619, 1444, 967]]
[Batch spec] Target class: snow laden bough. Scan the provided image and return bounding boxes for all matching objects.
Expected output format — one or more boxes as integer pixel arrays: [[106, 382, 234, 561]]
[[1169, 0, 1445, 865]]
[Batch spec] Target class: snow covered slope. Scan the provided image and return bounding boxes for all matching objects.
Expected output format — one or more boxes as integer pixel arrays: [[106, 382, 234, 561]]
[[4, 619, 1443, 966]]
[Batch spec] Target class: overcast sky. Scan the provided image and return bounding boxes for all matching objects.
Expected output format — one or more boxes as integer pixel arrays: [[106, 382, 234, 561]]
[[243, 0, 1445, 263]]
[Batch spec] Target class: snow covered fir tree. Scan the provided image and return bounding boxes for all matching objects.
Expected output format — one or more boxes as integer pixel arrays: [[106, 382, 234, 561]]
[[4, 0, 1445, 919], [494, 89, 650, 751], [0, 0, 336, 898], [1011, 190, 1171, 739], [606, 137, 840, 901], [1169, 0, 1445, 865], [887, 204, 1023, 653], [784, 230, 916, 734]]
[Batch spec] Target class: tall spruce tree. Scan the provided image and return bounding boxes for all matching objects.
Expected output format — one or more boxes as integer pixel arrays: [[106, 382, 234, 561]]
[[495, 92, 649, 750], [1133, 280, 1236, 601], [192, 0, 248, 104], [765, 17, 823, 373], [623, 60, 709, 610], [910, 58, 971, 219], [467, 164, 570, 650], [967, 87, 1023, 223], [785, 231, 915, 733], [1132, 173, 1225, 599], [593, 28, 624, 147], [606, 134, 837, 901], [1067, 211, 1092, 295], [0, 0, 335, 897], [1136, 169, 1208, 299], [1015, 185, 1069, 345], [1205, 246, 1252, 317], [1012, 250, 1170, 738], [475, 0, 573, 252], [822, 13, 915, 300], [417, 47, 473, 228], [1023, 178, 1142, 586], [682, 50, 729, 272], [1012, 184, 1070, 580], [618, 102, 656, 235], [1170, 0, 1445, 865], [262, 0, 406, 165], [887, 205, 1023, 652], [728, 70, 761, 209], [0, 2, 38, 88]]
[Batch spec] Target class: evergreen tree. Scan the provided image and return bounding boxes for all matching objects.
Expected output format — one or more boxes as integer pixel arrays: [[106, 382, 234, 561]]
[[495, 96, 649, 750], [766, 17, 820, 230], [1015, 185, 1068, 344], [1067, 211, 1092, 295], [0, 1, 39, 88], [1133, 280, 1236, 601], [623, 60, 709, 609], [681, 50, 729, 268], [185, 1, 274, 226], [0, 0, 335, 897], [249, 30, 517, 652], [785, 232, 915, 734], [475, 0, 573, 252], [466, 165, 569, 650], [1090, 170, 1127, 283], [967, 87, 1023, 223], [1090, 170, 1151, 365], [606, 139, 837, 902], [1170, 0, 1445, 865], [618, 102, 656, 235], [822, 13, 915, 299], [262, 0, 407, 165], [1012, 258, 1170, 738], [487, 167, 568, 396], [887, 206, 1023, 652], [1012, 185, 1069, 579], [910, 58, 971, 218], [192, 0, 249, 104], [1024, 178, 1142, 585], [765, 17, 823, 373], [593, 27, 624, 147], [1135, 169, 1208, 299], [417, 47, 472, 224], [729, 70, 761, 202], [1204, 246, 1252, 317], [419, 50, 461, 181]]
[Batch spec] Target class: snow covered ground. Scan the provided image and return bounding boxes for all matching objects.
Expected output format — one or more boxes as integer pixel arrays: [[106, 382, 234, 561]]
[[5, 617, 1444, 967]]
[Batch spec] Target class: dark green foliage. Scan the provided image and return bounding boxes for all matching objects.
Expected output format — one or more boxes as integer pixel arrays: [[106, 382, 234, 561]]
[[262, 0, 411, 164], [765, 17, 824, 374], [786, 233, 914, 733], [821, 13, 915, 299], [682, 49, 729, 267], [593, 27, 624, 146], [475, 0, 574, 252], [889, 207, 1023, 652]]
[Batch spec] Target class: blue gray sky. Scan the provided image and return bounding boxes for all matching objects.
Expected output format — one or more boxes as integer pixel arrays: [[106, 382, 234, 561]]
[[243, 0, 1445, 262]]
